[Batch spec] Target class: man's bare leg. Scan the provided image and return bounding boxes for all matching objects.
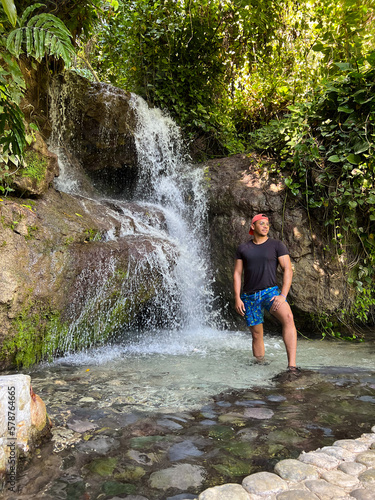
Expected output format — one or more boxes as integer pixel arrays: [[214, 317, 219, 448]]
[[271, 302, 297, 368], [249, 323, 265, 361]]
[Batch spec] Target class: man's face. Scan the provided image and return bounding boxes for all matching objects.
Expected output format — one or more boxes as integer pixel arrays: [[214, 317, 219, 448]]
[[252, 218, 269, 236]]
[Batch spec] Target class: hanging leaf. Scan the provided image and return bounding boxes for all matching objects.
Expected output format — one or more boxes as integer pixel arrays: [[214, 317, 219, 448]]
[[1, 0, 17, 27], [334, 62, 353, 71], [327, 155, 341, 163], [346, 154, 361, 164], [337, 106, 354, 113]]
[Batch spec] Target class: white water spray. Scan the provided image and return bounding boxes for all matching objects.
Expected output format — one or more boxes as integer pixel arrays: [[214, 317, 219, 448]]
[[48, 80, 220, 351]]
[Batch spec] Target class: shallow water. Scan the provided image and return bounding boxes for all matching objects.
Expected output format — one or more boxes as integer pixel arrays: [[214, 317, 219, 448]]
[[28, 328, 375, 413], [5, 329, 375, 499]]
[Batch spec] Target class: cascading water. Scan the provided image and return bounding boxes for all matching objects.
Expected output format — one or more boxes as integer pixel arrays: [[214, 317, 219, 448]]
[[129, 94, 219, 331], [48, 78, 220, 353]]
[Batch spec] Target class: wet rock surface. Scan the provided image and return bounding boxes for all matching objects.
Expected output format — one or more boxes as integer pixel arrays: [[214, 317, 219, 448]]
[[0, 189, 179, 369], [205, 153, 357, 329], [3, 365, 374, 499]]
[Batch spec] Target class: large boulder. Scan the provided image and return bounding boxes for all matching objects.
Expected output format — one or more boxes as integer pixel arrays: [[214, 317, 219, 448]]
[[0, 188, 177, 369], [48, 72, 138, 197], [0, 375, 51, 486], [205, 153, 353, 331]]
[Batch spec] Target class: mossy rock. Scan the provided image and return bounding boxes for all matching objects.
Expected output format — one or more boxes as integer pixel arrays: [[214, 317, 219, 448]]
[[86, 457, 118, 477], [101, 481, 137, 496]]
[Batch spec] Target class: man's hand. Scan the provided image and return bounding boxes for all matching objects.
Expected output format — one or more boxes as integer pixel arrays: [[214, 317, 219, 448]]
[[235, 297, 246, 316], [270, 294, 286, 312]]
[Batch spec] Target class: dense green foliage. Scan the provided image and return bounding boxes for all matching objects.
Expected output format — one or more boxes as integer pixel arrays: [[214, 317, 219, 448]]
[[251, 61, 375, 332], [0, 0, 75, 191], [78, 0, 375, 154]]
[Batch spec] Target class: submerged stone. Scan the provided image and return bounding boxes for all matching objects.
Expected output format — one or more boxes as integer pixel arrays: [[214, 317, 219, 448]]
[[157, 418, 184, 430], [243, 407, 274, 419], [102, 481, 137, 495], [127, 449, 161, 465], [220, 441, 256, 459], [129, 435, 170, 450], [149, 463, 205, 490], [86, 457, 118, 476], [114, 465, 146, 481], [200, 419, 216, 426], [212, 457, 253, 477], [168, 440, 203, 461], [218, 413, 246, 425], [267, 428, 306, 446], [208, 425, 236, 441], [167, 494, 197, 500], [67, 419, 97, 433], [236, 428, 258, 441], [77, 436, 120, 454]]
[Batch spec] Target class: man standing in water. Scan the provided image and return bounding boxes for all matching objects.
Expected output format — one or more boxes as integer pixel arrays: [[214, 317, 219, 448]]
[[233, 213, 298, 371]]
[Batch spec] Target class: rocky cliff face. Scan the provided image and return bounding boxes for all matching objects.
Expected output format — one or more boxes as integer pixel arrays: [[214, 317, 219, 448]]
[[0, 189, 177, 369], [205, 153, 353, 330]]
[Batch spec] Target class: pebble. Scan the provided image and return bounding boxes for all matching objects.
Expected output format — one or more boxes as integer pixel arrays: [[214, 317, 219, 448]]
[[192, 425, 375, 500]]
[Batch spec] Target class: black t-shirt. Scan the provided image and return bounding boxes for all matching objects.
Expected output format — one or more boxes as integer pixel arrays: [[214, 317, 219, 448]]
[[235, 238, 289, 294]]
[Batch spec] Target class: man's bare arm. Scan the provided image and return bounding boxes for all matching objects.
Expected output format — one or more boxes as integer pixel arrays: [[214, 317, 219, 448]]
[[278, 254, 293, 297], [233, 259, 245, 316]]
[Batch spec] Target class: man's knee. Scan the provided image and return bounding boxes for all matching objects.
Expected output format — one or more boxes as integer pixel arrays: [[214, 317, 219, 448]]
[[250, 324, 263, 339], [285, 310, 295, 324], [278, 306, 295, 327]]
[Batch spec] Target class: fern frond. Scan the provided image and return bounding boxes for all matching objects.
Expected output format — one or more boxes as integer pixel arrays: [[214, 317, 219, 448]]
[[6, 19, 74, 66], [33, 26, 40, 60], [14, 28, 23, 56], [48, 33, 58, 56], [37, 27, 45, 61], [26, 25, 33, 56], [29, 13, 71, 39], [19, 3, 45, 27]]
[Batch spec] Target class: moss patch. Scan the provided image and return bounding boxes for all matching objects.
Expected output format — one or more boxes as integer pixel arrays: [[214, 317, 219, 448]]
[[0, 301, 69, 368], [20, 151, 48, 181]]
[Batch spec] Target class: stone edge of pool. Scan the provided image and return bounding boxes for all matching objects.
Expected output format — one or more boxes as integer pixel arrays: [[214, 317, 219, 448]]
[[196, 425, 375, 500]]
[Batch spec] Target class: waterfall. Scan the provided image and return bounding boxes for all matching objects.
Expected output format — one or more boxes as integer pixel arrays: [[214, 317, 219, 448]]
[[47, 77, 220, 353], [129, 94, 218, 331]]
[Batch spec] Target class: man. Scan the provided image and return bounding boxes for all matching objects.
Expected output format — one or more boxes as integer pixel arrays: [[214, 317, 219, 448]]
[[233, 213, 298, 371]]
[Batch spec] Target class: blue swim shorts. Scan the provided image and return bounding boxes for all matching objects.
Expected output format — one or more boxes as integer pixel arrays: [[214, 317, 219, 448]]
[[241, 286, 282, 327]]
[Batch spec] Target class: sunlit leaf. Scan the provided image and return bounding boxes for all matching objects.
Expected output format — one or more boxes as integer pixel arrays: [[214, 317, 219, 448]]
[[1, 0, 17, 27]]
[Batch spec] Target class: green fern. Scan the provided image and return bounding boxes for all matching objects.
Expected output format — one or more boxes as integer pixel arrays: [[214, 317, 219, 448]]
[[0, 83, 25, 157], [6, 3, 74, 66]]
